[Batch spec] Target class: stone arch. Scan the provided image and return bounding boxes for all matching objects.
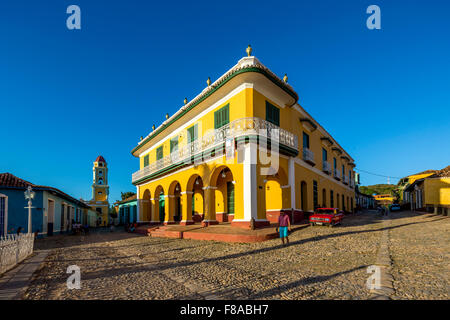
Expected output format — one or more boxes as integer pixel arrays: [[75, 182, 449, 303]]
[[154, 185, 165, 223], [300, 181, 308, 212], [142, 189, 151, 222], [186, 174, 204, 223], [322, 188, 327, 207], [168, 181, 182, 222], [262, 167, 290, 223], [209, 166, 235, 223]]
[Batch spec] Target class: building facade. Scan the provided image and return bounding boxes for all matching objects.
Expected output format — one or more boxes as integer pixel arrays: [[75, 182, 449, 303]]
[[355, 188, 375, 209], [0, 173, 90, 237], [131, 49, 356, 229], [114, 195, 138, 225], [86, 156, 110, 226], [398, 169, 437, 203], [373, 194, 394, 206], [404, 166, 450, 215]]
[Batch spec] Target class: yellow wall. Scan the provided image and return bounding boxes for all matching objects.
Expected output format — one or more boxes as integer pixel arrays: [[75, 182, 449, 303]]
[[424, 178, 450, 206], [134, 72, 356, 223], [139, 88, 253, 169]]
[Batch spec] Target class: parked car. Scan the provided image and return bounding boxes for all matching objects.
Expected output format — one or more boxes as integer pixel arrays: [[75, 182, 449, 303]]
[[309, 208, 344, 227], [389, 204, 401, 211]]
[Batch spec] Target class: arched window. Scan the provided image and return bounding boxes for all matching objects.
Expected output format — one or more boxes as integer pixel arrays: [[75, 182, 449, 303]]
[[98, 178, 103, 185], [322, 189, 327, 207]]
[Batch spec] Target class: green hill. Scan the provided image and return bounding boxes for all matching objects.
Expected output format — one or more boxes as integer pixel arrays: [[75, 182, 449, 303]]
[[359, 184, 398, 196]]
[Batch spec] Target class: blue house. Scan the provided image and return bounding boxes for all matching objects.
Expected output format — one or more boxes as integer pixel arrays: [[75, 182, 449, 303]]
[[0, 173, 91, 237], [114, 194, 137, 225]]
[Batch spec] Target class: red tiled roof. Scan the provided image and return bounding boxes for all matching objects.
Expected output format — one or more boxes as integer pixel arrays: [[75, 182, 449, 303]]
[[410, 169, 437, 176], [0, 173, 34, 188], [429, 165, 450, 178], [0, 173, 90, 208], [95, 155, 106, 163]]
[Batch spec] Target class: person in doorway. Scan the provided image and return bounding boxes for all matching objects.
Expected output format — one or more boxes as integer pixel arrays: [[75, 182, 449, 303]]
[[17, 226, 22, 235], [276, 211, 291, 246]]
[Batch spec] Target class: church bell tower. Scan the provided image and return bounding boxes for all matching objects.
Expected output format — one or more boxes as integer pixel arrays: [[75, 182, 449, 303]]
[[87, 155, 110, 226]]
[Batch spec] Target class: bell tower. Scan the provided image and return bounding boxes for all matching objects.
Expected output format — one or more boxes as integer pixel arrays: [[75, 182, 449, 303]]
[[87, 155, 110, 226], [92, 155, 109, 201]]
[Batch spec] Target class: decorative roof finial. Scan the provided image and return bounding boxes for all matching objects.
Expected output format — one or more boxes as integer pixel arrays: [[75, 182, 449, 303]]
[[246, 44, 252, 57], [206, 77, 211, 87], [140, 136, 143, 141], [283, 74, 288, 83], [152, 125, 155, 131], [184, 98, 188, 105], [165, 113, 169, 119]]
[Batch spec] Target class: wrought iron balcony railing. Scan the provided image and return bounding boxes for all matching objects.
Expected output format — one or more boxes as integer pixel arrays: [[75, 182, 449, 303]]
[[322, 161, 331, 174], [333, 169, 341, 180], [343, 175, 349, 184], [302, 148, 315, 165], [132, 117, 298, 183]]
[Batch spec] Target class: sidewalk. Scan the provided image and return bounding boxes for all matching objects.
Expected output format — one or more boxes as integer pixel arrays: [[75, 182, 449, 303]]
[[0, 250, 49, 300]]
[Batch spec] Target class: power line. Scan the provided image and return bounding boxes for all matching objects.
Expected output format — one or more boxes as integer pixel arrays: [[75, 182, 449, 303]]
[[354, 168, 403, 179]]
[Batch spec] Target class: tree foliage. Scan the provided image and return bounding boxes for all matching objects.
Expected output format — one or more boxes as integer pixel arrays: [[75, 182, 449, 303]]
[[359, 184, 398, 196], [120, 191, 136, 200]]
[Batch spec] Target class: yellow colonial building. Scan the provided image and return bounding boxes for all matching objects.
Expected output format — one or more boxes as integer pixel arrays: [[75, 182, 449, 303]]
[[131, 47, 356, 228], [86, 155, 110, 226], [403, 166, 450, 215]]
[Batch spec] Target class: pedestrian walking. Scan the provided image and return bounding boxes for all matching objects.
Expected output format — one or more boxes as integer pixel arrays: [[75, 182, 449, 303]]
[[276, 211, 291, 246]]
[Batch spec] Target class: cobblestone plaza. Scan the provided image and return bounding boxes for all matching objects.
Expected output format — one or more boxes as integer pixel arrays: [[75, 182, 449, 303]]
[[21, 211, 449, 300]]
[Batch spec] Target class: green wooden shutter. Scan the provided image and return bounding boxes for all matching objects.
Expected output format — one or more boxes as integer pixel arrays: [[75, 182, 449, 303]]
[[156, 146, 163, 160], [222, 104, 229, 126], [170, 137, 178, 153], [187, 124, 198, 143], [227, 182, 235, 214], [214, 104, 229, 129], [143, 154, 149, 167], [266, 101, 280, 126]]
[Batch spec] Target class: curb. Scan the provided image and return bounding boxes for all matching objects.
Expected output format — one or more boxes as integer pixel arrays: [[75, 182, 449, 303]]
[[369, 215, 395, 300]]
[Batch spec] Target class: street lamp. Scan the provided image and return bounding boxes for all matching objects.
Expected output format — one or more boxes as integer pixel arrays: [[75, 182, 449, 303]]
[[24, 186, 35, 234]]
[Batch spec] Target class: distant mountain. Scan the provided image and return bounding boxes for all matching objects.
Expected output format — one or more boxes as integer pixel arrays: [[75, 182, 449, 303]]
[[359, 184, 398, 196]]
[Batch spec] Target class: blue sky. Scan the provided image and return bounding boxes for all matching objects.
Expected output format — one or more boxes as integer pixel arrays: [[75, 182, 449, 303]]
[[1, 0, 449, 203]]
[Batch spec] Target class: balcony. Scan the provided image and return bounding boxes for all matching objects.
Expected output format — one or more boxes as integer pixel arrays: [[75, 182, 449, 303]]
[[132, 117, 298, 184], [343, 175, 349, 185], [322, 161, 331, 174], [302, 148, 315, 166], [333, 169, 341, 180]]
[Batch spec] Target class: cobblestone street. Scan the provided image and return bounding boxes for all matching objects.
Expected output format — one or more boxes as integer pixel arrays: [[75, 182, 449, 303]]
[[20, 211, 449, 300]]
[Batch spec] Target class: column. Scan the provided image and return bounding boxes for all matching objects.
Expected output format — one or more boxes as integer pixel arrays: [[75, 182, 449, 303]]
[[289, 157, 296, 210], [202, 186, 218, 226], [164, 195, 175, 225], [136, 186, 141, 222], [180, 191, 194, 225], [244, 142, 258, 221]]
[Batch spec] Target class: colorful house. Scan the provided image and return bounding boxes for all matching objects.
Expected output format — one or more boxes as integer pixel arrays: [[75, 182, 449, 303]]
[[0, 173, 91, 237], [373, 194, 394, 206], [398, 169, 437, 203], [404, 165, 450, 215], [355, 188, 375, 209], [114, 194, 138, 225], [85, 156, 110, 226], [131, 47, 356, 229]]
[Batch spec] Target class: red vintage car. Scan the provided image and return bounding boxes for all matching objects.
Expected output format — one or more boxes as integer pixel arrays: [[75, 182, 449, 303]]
[[309, 208, 344, 227]]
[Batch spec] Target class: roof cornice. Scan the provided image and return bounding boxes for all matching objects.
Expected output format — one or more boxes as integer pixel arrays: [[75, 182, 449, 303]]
[[131, 56, 298, 156]]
